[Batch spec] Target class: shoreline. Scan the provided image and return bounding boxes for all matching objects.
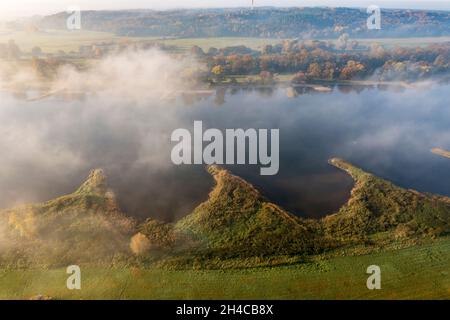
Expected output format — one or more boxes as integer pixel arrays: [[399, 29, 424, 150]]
[[0, 77, 446, 101]]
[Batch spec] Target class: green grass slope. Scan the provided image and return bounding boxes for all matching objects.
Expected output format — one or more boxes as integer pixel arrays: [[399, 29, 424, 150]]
[[137, 160, 450, 268], [0, 169, 135, 267], [175, 165, 323, 259], [1, 158, 449, 269], [1, 237, 448, 299], [324, 158, 450, 246]]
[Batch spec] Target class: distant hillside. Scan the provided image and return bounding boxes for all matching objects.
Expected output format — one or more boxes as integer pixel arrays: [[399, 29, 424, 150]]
[[28, 7, 450, 39]]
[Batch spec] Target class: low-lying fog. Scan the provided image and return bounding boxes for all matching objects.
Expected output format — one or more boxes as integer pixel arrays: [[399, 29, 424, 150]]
[[0, 50, 449, 221]]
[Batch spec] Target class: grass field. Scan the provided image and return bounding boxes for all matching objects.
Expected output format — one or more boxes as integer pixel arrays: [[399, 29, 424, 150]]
[[1, 237, 448, 300], [3, 28, 450, 54], [0, 32, 281, 53], [353, 36, 450, 48], [159, 36, 450, 51], [0, 29, 120, 53], [152, 36, 450, 52], [158, 37, 283, 51]]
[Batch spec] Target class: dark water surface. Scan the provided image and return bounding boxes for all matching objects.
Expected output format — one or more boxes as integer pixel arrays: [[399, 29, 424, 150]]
[[0, 84, 449, 221]]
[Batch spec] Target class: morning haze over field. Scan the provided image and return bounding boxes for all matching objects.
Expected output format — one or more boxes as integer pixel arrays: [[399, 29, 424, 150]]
[[0, 0, 449, 300]]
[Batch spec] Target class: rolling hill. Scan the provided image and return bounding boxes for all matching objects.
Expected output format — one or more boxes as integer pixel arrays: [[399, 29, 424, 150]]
[[324, 158, 450, 245], [1, 158, 449, 268], [21, 8, 450, 39], [0, 169, 135, 267], [175, 165, 323, 258]]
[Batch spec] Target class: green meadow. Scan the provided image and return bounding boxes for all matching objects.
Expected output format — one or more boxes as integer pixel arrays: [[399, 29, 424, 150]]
[[0, 29, 120, 53], [2, 27, 450, 54], [1, 237, 448, 300], [165, 36, 450, 51]]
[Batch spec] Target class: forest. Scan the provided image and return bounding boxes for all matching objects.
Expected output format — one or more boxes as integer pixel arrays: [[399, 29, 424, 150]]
[[1, 36, 449, 84], [26, 7, 450, 39]]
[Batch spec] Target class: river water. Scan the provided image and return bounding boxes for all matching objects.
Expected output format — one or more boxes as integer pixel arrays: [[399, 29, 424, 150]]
[[0, 83, 449, 221]]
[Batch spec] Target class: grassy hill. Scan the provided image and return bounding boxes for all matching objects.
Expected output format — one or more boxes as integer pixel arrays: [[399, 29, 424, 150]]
[[1, 159, 449, 269], [175, 165, 323, 259], [324, 158, 450, 246], [0, 169, 135, 267], [136, 161, 450, 268], [0, 159, 450, 298]]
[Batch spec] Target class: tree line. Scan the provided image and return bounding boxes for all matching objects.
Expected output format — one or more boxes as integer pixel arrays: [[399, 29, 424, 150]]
[[194, 39, 450, 82]]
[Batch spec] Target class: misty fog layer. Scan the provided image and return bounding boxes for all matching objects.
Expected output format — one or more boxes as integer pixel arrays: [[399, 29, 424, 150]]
[[0, 50, 449, 220]]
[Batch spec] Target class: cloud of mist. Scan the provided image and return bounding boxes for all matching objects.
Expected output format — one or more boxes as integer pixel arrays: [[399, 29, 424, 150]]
[[51, 50, 199, 103], [0, 50, 449, 227], [0, 49, 210, 221], [0, 48, 450, 268], [0, 49, 210, 266]]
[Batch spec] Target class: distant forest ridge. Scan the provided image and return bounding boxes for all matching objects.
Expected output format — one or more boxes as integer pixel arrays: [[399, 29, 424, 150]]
[[31, 7, 450, 38]]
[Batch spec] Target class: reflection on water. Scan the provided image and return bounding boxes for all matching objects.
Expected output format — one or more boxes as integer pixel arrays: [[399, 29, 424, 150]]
[[0, 84, 449, 221]]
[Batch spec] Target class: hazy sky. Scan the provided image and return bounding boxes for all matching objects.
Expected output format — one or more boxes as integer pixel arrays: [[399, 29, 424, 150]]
[[0, 0, 449, 19]]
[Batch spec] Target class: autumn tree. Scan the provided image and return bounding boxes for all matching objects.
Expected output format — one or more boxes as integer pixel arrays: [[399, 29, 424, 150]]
[[339, 60, 365, 80], [211, 65, 225, 81], [291, 71, 306, 84], [259, 70, 274, 84], [322, 62, 335, 80], [307, 62, 322, 79], [262, 44, 273, 55], [190, 45, 205, 57]]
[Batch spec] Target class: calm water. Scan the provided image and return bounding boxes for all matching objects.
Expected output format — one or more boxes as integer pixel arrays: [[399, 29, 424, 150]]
[[0, 84, 449, 221]]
